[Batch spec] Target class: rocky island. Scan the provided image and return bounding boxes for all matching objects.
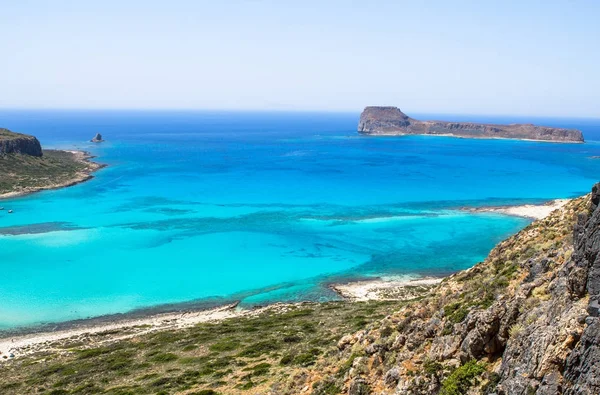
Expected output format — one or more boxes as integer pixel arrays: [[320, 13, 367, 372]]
[[0, 128, 104, 199], [359, 106, 585, 143], [91, 133, 104, 143]]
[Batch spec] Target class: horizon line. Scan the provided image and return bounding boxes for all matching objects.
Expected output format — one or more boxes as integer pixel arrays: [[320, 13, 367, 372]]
[[0, 107, 599, 121]]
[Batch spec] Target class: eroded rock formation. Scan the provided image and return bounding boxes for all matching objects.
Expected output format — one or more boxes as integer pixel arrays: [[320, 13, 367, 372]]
[[0, 128, 43, 157]]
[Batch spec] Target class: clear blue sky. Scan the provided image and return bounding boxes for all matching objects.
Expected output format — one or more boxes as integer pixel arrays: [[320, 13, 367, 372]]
[[2, 1, 599, 117]]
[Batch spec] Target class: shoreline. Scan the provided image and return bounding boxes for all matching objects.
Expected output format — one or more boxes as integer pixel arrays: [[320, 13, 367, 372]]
[[460, 198, 570, 220], [0, 275, 442, 361], [0, 303, 267, 361], [359, 132, 584, 144], [329, 276, 442, 301], [0, 150, 105, 200], [0, 199, 571, 360]]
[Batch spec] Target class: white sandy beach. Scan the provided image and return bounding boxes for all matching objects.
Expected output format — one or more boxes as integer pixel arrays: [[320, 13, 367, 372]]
[[462, 199, 570, 220], [0, 276, 445, 361], [330, 277, 442, 302]]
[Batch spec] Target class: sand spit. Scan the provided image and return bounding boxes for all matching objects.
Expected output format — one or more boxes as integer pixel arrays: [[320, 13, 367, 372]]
[[330, 277, 442, 302], [462, 199, 570, 220]]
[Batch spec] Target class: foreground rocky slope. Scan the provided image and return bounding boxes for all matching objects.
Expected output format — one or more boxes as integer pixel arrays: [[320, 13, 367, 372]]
[[0, 128, 43, 156], [294, 184, 599, 395], [358, 107, 584, 143]]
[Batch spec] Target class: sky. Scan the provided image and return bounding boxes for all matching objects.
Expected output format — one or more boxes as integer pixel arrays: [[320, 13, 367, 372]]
[[1, 0, 599, 117]]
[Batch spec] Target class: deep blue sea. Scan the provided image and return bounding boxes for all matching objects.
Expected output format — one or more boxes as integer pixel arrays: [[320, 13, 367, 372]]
[[1, 110, 600, 329]]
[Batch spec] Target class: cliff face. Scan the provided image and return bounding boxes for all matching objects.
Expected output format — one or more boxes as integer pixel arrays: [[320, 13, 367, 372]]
[[299, 184, 600, 395], [0, 128, 43, 157], [358, 107, 585, 143]]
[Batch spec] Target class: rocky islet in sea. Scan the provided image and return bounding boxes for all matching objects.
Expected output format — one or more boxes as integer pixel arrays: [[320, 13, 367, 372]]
[[358, 106, 585, 143]]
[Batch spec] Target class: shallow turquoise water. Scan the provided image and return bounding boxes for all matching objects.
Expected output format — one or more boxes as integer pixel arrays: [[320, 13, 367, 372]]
[[0, 111, 599, 329]]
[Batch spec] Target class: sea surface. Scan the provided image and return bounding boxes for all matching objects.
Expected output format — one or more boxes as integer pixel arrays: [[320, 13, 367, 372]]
[[1, 110, 600, 330]]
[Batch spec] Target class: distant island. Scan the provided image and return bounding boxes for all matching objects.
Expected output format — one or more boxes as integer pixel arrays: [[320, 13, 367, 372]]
[[91, 133, 104, 143], [0, 128, 104, 199], [358, 106, 585, 143]]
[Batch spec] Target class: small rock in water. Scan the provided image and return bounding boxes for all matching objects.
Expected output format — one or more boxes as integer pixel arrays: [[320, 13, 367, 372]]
[[91, 133, 104, 143]]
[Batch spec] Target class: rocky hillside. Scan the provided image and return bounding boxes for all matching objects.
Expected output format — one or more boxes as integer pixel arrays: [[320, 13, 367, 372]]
[[358, 107, 585, 143], [294, 184, 599, 395], [0, 128, 43, 157]]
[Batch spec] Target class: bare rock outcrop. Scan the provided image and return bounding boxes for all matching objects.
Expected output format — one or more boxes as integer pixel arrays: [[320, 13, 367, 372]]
[[0, 128, 43, 157]]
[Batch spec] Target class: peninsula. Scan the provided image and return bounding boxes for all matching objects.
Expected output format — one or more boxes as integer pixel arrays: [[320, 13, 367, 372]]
[[358, 106, 585, 143], [0, 128, 104, 199]]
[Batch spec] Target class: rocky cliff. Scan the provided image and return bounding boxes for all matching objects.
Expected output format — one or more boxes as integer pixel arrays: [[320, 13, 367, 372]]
[[358, 107, 585, 143], [298, 183, 600, 394], [0, 128, 43, 157]]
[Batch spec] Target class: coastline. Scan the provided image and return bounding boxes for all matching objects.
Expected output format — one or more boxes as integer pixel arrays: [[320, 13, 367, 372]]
[[461, 198, 570, 220], [0, 150, 105, 200], [0, 303, 266, 361], [0, 199, 569, 360], [0, 276, 444, 361], [329, 276, 442, 301], [359, 132, 584, 144]]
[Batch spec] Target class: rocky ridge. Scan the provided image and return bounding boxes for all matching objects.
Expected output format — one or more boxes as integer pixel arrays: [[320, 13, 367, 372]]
[[295, 184, 600, 394], [0, 128, 43, 157], [358, 107, 585, 143]]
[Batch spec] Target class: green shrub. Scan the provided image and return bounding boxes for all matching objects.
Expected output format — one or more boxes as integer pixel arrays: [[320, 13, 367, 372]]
[[151, 352, 178, 363], [238, 340, 280, 357], [77, 347, 112, 359], [192, 390, 220, 395], [479, 290, 496, 309], [445, 302, 470, 323], [440, 360, 486, 395], [293, 348, 322, 366], [209, 338, 239, 352], [423, 360, 444, 377], [279, 353, 294, 365]]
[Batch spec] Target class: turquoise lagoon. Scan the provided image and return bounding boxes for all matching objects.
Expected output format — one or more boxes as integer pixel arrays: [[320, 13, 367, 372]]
[[1, 111, 600, 329]]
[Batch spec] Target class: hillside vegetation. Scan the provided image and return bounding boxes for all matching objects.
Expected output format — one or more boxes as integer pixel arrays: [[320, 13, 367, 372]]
[[0, 149, 104, 197], [0, 301, 405, 394]]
